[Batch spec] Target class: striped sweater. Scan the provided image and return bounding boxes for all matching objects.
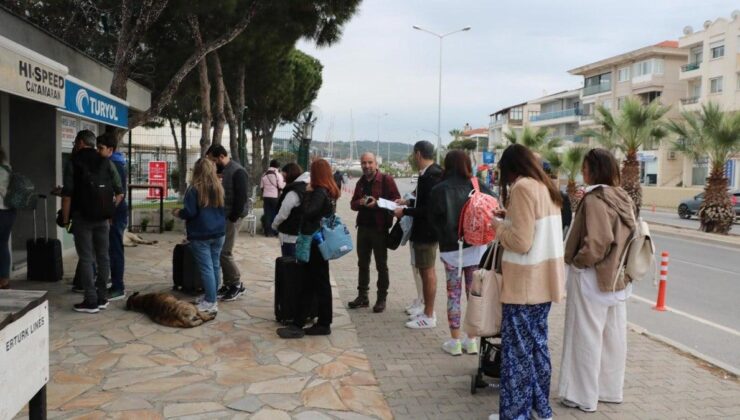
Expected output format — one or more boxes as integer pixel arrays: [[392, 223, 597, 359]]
[[495, 177, 565, 305]]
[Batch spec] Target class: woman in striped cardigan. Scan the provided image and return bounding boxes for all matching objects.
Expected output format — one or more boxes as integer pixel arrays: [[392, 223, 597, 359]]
[[489, 144, 566, 420]]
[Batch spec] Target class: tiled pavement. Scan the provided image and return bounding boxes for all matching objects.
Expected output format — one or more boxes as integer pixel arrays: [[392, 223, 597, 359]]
[[10, 194, 740, 419]]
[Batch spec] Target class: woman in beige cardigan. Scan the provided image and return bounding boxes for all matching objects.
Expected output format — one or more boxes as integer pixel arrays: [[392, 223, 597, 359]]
[[489, 144, 565, 420], [559, 148, 636, 413]]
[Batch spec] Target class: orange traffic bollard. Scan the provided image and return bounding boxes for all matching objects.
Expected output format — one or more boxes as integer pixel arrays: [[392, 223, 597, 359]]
[[652, 204, 656, 212], [654, 251, 669, 311]]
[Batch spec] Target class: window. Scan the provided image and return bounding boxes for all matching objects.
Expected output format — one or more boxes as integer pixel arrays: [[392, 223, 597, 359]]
[[690, 46, 703, 64], [528, 110, 540, 120], [654, 59, 664, 74], [618, 67, 630, 82], [582, 103, 594, 116], [633, 60, 652, 77], [710, 40, 725, 59], [690, 82, 701, 98], [602, 99, 612, 110], [509, 107, 523, 121], [585, 72, 611, 87], [710, 77, 723, 93], [617, 96, 627, 109], [643, 91, 662, 103]]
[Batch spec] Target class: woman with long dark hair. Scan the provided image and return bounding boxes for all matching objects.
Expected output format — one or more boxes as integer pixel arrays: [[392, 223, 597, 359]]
[[558, 148, 636, 413], [429, 150, 494, 356], [489, 144, 565, 420], [272, 163, 308, 257], [277, 159, 340, 339]]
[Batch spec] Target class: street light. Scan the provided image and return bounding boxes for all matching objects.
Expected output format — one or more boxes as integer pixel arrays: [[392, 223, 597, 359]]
[[373, 113, 389, 159], [412, 25, 471, 163], [298, 118, 315, 171]]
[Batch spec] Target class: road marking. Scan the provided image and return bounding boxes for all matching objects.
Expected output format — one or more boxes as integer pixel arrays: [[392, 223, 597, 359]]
[[668, 258, 738, 275], [631, 294, 740, 338]]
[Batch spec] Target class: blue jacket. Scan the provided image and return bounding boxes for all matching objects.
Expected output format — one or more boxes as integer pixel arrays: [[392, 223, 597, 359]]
[[178, 187, 225, 241]]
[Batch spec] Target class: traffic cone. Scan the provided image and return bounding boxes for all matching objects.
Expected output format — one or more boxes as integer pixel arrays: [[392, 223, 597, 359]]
[[653, 251, 669, 311]]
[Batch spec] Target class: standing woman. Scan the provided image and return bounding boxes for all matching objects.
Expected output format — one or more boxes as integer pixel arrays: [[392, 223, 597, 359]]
[[0, 147, 16, 289], [558, 148, 636, 413], [429, 150, 494, 356], [489, 144, 565, 420], [277, 159, 340, 339], [174, 159, 226, 314], [272, 163, 309, 257]]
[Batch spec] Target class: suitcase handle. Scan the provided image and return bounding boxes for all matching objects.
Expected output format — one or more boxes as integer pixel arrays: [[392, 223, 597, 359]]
[[32, 194, 51, 241]]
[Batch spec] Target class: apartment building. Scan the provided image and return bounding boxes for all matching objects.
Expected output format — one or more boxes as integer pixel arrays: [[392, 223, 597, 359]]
[[527, 88, 584, 146], [569, 41, 688, 187], [488, 102, 540, 148], [679, 12, 740, 188]]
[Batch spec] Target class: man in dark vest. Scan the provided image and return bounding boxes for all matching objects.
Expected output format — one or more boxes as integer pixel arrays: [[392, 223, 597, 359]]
[[206, 145, 249, 301]]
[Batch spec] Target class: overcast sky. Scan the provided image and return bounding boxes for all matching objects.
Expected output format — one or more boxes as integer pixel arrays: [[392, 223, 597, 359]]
[[296, 0, 735, 147]]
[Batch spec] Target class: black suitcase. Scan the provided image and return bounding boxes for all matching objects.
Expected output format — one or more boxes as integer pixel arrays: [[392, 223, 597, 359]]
[[172, 242, 202, 294], [26, 194, 63, 282], [274, 256, 317, 324]]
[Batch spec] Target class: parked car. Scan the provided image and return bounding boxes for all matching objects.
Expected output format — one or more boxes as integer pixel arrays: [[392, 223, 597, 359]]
[[410, 174, 418, 184], [677, 190, 740, 219]]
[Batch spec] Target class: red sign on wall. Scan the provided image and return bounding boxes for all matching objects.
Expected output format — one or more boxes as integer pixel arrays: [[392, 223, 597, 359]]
[[147, 161, 168, 199]]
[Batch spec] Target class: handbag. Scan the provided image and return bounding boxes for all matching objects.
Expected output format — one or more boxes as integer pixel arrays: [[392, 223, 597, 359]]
[[318, 214, 353, 260], [295, 232, 313, 263], [386, 219, 403, 250], [463, 241, 503, 338]]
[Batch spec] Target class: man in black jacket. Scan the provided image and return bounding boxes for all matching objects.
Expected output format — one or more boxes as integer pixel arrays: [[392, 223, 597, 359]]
[[394, 141, 443, 329]]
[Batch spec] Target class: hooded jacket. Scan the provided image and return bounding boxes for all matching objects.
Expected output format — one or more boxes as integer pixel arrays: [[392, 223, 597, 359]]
[[564, 185, 637, 293]]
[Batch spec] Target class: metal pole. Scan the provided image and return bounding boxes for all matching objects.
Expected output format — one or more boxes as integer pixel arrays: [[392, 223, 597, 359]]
[[127, 130, 133, 228], [437, 36, 443, 163], [376, 116, 380, 157]]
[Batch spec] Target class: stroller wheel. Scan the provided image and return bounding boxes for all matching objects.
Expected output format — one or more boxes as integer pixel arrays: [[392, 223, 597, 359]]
[[471, 375, 478, 394]]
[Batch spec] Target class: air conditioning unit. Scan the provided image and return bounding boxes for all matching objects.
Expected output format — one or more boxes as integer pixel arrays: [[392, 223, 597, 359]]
[[667, 151, 677, 161]]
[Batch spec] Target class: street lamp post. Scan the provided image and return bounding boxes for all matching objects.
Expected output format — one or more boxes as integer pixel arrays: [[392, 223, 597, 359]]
[[298, 119, 315, 171], [412, 25, 471, 163]]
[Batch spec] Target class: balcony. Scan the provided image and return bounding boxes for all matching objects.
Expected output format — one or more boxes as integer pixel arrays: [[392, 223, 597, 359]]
[[530, 108, 581, 122], [582, 82, 611, 96], [681, 62, 701, 72], [680, 97, 700, 105], [679, 62, 702, 80], [560, 134, 585, 143]]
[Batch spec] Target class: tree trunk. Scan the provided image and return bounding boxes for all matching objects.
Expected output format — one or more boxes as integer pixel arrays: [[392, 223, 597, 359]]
[[699, 165, 734, 234], [621, 150, 642, 215], [179, 120, 188, 196], [236, 65, 246, 165], [224, 90, 239, 165], [250, 125, 263, 180], [188, 15, 212, 156], [211, 53, 226, 146], [566, 179, 581, 211], [261, 123, 277, 173]]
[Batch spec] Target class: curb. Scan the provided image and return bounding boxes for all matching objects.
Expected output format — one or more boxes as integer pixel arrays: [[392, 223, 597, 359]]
[[628, 322, 740, 379], [647, 222, 740, 247]]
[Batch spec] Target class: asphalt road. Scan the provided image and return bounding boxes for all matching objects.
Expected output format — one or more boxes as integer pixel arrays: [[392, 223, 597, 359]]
[[392, 177, 740, 371], [641, 207, 740, 231]]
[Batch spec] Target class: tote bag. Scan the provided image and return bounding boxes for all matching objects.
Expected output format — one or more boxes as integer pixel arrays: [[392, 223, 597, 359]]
[[295, 232, 313, 263], [318, 215, 353, 260], [463, 241, 503, 338]]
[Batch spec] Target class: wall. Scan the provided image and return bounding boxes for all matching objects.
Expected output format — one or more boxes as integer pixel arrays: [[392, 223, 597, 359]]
[[641, 186, 704, 208]]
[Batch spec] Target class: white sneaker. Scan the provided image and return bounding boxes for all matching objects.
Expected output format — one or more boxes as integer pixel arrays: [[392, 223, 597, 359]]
[[406, 305, 424, 319], [193, 294, 206, 305], [463, 337, 479, 354], [488, 415, 499, 420], [442, 338, 462, 356], [404, 299, 420, 313], [405, 313, 436, 329], [196, 300, 218, 314]]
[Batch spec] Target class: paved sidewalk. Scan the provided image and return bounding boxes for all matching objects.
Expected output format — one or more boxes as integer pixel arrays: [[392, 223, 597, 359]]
[[331, 196, 740, 419]]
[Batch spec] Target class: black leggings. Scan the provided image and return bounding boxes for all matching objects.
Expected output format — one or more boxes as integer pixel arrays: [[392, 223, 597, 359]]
[[294, 242, 332, 327]]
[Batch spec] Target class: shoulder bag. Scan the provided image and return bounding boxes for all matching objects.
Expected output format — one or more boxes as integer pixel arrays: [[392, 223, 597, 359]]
[[463, 241, 503, 338]]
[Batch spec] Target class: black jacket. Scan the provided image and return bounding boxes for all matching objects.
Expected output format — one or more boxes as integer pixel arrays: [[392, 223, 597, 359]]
[[402, 163, 443, 244], [276, 181, 307, 236], [300, 186, 334, 235], [429, 175, 495, 253]]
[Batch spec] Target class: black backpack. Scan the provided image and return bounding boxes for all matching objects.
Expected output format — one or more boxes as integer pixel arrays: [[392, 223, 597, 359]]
[[74, 157, 115, 221]]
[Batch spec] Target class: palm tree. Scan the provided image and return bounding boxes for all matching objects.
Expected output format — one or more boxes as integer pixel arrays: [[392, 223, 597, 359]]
[[667, 103, 740, 234], [560, 146, 589, 210], [449, 129, 463, 142], [581, 97, 670, 210], [504, 126, 562, 153], [541, 149, 562, 178]]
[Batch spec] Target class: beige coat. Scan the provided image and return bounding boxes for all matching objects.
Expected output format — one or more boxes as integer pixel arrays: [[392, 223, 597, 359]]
[[564, 186, 636, 293]]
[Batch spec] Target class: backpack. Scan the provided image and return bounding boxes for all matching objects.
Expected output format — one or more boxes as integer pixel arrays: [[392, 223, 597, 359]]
[[613, 212, 656, 294], [2, 166, 36, 210], [458, 177, 499, 246], [75, 158, 115, 221]]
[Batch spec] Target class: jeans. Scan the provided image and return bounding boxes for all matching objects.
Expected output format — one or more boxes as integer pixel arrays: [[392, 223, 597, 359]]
[[73, 218, 111, 304], [109, 203, 127, 292], [263, 197, 279, 236], [221, 218, 243, 286], [281, 242, 296, 258], [356, 225, 389, 298], [189, 236, 225, 303], [0, 209, 16, 278]]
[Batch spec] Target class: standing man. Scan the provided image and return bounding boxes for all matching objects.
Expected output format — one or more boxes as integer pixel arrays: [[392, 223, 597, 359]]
[[62, 130, 123, 313], [206, 144, 249, 302], [334, 169, 344, 191], [394, 141, 442, 328], [349, 152, 400, 313], [96, 132, 128, 300], [260, 159, 285, 237]]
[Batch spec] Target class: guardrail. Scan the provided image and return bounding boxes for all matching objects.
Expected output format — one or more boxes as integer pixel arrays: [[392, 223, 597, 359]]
[[583, 83, 611, 96], [530, 108, 581, 122], [681, 62, 701, 72]]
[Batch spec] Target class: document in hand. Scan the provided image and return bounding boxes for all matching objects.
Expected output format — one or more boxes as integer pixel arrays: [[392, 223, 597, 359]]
[[378, 198, 402, 211]]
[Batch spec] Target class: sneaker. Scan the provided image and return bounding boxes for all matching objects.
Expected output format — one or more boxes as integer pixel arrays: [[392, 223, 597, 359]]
[[277, 325, 305, 339], [304, 324, 331, 336], [405, 314, 437, 329], [408, 309, 434, 321], [98, 298, 109, 310], [560, 398, 596, 413], [463, 337, 479, 354], [442, 338, 462, 356], [196, 300, 218, 314], [406, 304, 424, 318], [531, 410, 553, 420], [193, 294, 206, 305], [404, 299, 421, 313], [73, 301, 100, 313], [107, 288, 126, 301], [220, 283, 246, 302], [488, 415, 499, 420], [347, 295, 369, 309], [216, 284, 230, 299]]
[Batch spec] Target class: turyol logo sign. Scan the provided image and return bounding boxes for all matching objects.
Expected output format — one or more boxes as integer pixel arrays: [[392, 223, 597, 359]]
[[63, 77, 128, 128]]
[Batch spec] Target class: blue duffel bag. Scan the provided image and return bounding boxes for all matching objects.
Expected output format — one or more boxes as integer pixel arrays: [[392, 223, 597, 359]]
[[317, 215, 353, 260]]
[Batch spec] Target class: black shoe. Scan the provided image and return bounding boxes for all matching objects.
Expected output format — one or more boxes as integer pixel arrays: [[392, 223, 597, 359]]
[[277, 325, 305, 339], [347, 295, 369, 309], [304, 324, 331, 336], [373, 299, 386, 313], [216, 284, 230, 299], [98, 298, 109, 309], [73, 301, 100, 313], [220, 283, 246, 302]]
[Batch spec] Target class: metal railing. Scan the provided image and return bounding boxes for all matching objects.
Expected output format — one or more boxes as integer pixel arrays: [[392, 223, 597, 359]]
[[681, 62, 701, 72], [580, 114, 595, 121], [560, 134, 585, 143], [583, 82, 611, 96], [530, 108, 581, 122], [680, 97, 700, 105]]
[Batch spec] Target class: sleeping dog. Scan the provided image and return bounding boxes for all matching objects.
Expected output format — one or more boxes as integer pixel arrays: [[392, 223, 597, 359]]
[[126, 292, 215, 328]]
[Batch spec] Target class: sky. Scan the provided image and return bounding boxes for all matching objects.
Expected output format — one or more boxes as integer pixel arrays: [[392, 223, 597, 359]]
[[296, 0, 735, 147]]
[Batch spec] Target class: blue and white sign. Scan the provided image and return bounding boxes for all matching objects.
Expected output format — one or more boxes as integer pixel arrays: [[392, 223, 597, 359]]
[[483, 151, 494, 164], [63, 77, 128, 128]]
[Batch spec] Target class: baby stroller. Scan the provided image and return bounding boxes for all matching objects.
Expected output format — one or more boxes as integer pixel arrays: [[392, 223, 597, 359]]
[[471, 334, 502, 394]]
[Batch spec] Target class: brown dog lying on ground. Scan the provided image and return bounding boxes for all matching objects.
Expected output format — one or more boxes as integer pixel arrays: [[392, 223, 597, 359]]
[[126, 292, 215, 328]]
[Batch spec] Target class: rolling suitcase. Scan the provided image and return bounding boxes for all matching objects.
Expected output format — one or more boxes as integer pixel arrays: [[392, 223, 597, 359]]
[[172, 242, 202, 294], [274, 256, 317, 324], [26, 194, 63, 282]]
